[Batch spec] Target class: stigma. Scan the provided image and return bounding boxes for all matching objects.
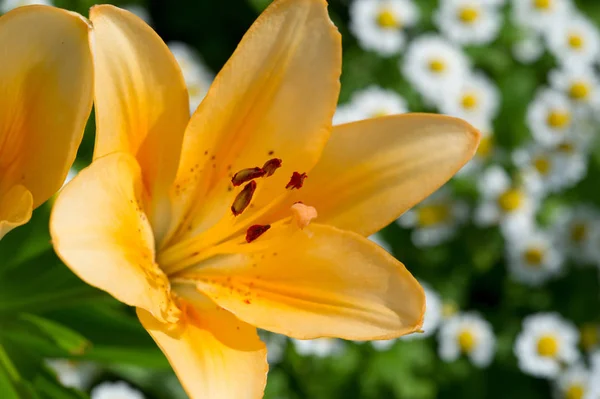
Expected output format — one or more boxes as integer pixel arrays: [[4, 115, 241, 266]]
[[290, 202, 317, 229]]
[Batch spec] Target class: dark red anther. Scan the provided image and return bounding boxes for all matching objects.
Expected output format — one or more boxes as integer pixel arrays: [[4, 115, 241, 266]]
[[231, 167, 266, 186], [285, 172, 307, 190], [262, 158, 282, 177], [245, 224, 271, 243], [231, 181, 257, 216]]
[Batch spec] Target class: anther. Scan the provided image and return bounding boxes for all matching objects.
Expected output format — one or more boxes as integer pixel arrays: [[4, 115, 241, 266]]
[[286, 172, 307, 189], [231, 167, 266, 186], [246, 224, 271, 242], [262, 158, 282, 177], [231, 181, 257, 216]]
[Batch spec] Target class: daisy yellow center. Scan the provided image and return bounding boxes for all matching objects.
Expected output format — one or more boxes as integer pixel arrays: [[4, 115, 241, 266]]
[[417, 204, 450, 227], [534, 0, 551, 9], [537, 335, 559, 357], [568, 33, 585, 50], [498, 189, 523, 212], [565, 384, 585, 399], [534, 157, 551, 175], [580, 324, 599, 350], [428, 59, 447, 73], [458, 329, 477, 353], [461, 93, 478, 109], [546, 110, 571, 129], [377, 9, 400, 29], [523, 247, 544, 266], [569, 81, 590, 100], [476, 136, 493, 158], [571, 223, 587, 242], [458, 6, 479, 24]]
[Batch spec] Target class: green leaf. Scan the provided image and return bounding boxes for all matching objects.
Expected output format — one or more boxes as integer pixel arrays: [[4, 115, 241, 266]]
[[18, 314, 90, 356]]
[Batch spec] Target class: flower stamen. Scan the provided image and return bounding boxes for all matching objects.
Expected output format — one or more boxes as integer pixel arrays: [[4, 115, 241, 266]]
[[262, 158, 282, 177], [286, 172, 307, 189], [231, 167, 266, 186], [245, 224, 271, 242], [231, 181, 257, 216]]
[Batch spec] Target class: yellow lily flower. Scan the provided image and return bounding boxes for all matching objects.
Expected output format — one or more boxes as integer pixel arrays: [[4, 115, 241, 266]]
[[0, 5, 92, 240], [50, 0, 479, 397]]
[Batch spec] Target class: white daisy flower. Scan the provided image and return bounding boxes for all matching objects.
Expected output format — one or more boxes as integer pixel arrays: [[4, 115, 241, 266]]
[[553, 205, 599, 265], [505, 229, 563, 286], [514, 312, 580, 379], [168, 41, 213, 114], [91, 381, 145, 399], [474, 166, 537, 238], [349, 0, 420, 56], [439, 72, 500, 127], [434, 0, 502, 46], [513, 143, 587, 195], [512, 34, 545, 64], [332, 104, 359, 126], [527, 89, 574, 147], [292, 338, 344, 358], [591, 349, 600, 374], [546, 15, 600, 67], [333, 86, 407, 125], [554, 365, 593, 399], [511, 0, 573, 34], [438, 312, 496, 368], [0, 0, 52, 13], [350, 86, 408, 121], [397, 186, 469, 247], [402, 35, 470, 106], [549, 66, 600, 112], [45, 359, 97, 391]]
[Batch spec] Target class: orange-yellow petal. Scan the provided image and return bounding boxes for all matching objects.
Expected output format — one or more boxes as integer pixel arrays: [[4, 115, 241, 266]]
[[166, 0, 341, 244], [175, 223, 425, 340], [50, 153, 179, 324], [0, 185, 33, 240], [271, 114, 480, 236], [0, 5, 92, 207], [89, 5, 189, 231], [137, 293, 267, 399]]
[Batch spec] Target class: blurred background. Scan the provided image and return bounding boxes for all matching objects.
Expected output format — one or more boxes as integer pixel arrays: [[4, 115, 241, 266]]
[[1, 0, 600, 398]]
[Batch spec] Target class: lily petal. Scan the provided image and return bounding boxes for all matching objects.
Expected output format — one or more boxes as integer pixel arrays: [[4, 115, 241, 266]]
[[176, 223, 425, 340], [269, 114, 480, 237], [50, 153, 179, 324], [89, 5, 189, 230], [0, 185, 33, 240], [0, 5, 92, 207], [168, 0, 341, 243], [137, 295, 267, 399]]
